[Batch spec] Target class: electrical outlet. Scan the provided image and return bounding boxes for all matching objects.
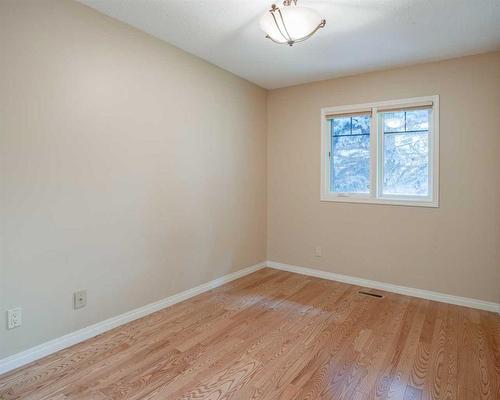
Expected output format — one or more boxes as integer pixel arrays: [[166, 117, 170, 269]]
[[73, 290, 87, 310], [7, 308, 22, 329], [315, 246, 322, 257]]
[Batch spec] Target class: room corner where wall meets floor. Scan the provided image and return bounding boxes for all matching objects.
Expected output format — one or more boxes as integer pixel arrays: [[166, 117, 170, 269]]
[[267, 262, 500, 313]]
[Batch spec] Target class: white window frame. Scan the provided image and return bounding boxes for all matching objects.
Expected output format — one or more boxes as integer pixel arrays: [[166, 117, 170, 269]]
[[320, 95, 439, 207]]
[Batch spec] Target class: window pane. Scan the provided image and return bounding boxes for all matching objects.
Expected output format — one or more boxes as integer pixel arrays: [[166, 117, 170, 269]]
[[351, 116, 370, 135], [332, 117, 351, 136], [382, 110, 430, 196], [383, 112, 405, 132], [406, 109, 429, 131], [330, 115, 370, 193]]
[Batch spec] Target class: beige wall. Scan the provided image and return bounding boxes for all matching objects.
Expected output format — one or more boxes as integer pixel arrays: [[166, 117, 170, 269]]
[[268, 52, 500, 304], [0, 0, 267, 358]]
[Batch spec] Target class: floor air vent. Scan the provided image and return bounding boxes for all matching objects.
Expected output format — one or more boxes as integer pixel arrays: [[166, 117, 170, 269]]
[[358, 290, 383, 298]]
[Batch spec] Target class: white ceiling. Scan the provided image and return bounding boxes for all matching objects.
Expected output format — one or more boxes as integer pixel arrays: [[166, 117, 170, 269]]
[[80, 0, 500, 89]]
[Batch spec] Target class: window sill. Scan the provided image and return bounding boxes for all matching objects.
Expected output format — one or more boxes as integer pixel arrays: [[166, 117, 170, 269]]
[[320, 194, 439, 208]]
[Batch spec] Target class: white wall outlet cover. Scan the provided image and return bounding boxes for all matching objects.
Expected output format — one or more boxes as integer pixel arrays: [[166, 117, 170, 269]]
[[315, 246, 322, 257], [73, 290, 87, 310], [7, 308, 22, 329]]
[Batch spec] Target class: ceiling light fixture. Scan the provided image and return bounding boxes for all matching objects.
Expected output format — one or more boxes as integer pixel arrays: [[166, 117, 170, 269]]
[[260, 0, 326, 46]]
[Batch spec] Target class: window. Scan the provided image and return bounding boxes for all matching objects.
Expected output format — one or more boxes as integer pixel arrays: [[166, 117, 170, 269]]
[[321, 96, 439, 207]]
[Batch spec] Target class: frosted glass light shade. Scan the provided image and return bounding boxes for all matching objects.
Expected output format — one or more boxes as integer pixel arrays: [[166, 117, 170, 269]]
[[260, 3, 324, 45]]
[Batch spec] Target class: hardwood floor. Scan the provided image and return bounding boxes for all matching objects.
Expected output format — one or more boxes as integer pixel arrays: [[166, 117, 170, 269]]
[[0, 268, 498, 399]]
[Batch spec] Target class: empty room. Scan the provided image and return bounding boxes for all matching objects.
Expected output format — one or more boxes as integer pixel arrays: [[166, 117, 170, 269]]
[[0, 0, 499, 399]]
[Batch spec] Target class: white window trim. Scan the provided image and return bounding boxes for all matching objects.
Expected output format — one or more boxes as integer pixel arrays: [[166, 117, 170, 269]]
[[320, 95, 439, 207]]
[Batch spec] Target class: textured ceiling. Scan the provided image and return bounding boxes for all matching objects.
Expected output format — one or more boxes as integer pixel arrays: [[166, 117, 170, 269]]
[[80, 0, 500, 89]]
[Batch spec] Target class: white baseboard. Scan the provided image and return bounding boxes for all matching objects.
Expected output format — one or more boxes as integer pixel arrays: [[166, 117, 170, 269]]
[[267, 261, 500, 313], [0, 262, 266, 375]]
